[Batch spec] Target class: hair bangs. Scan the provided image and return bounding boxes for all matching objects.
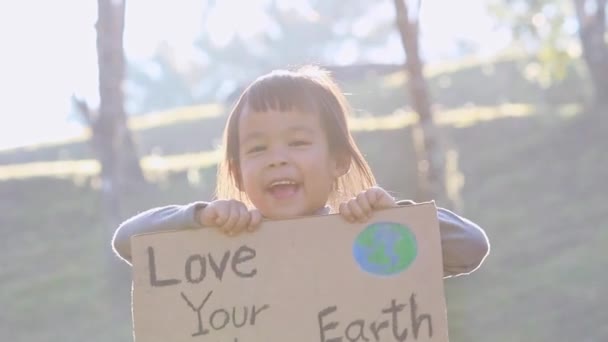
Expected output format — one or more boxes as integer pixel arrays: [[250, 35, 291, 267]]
[[244, 70, 324, 115]]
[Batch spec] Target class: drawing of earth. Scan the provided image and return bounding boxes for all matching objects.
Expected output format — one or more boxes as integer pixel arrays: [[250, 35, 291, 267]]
[[353, 222, 417, 276]]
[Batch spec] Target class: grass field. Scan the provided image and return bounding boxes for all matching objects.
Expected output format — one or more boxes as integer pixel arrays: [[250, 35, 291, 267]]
[[1, 58, 606, 341]]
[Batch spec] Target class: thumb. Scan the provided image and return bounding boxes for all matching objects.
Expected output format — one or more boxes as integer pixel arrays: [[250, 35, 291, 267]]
[[248, 209, 263, 231], [371, 188, 396, 209], [199, 204, 219, 227]]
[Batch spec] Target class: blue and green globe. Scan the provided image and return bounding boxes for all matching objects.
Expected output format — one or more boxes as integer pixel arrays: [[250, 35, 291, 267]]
[[353, 222, 417, 276]]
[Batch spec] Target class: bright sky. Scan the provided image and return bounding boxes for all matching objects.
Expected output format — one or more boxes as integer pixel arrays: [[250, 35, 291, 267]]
[[0, 0, 508, 150]]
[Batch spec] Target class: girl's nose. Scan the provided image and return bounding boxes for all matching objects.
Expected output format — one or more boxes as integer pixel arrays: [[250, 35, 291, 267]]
[[269, 159, 288, 168], [267, 147, 289, 168]]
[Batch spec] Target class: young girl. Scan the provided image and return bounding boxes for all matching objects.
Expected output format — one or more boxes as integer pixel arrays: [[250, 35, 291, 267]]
[[112, 66, 489, 278]]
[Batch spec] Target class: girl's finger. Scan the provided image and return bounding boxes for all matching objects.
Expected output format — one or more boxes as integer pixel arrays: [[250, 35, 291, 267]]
[[356, 192, 373, 217], [369, 187, 395, 209], [348, 199, 367, 222], [339, 202, 354, 222], [231, 204, 251, 235], [248, 210, 262, 231], [366, 187, 380, 206], [220, 201, 240, 233], [213, 203, 230, 227]]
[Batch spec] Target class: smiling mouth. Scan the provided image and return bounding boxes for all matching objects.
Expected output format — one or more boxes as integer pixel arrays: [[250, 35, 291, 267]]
[[267, 180, 300, 200]]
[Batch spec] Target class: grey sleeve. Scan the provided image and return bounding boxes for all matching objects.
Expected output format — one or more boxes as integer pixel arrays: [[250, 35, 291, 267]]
[[436, 207, 490, 277], [111, 201, 208, 265], [397, 200, 490, 278]]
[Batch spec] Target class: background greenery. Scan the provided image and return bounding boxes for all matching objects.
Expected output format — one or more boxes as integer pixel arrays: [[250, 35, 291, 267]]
[[1, 56, 605, 341]]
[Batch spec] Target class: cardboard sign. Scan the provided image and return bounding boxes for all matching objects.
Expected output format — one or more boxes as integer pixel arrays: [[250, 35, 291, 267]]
[[131, 202, 449, 342]]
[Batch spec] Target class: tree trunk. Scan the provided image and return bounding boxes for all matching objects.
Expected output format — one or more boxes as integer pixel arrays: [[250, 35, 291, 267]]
[[94, 0, 145, 223], [574, 0, 608, 106], [393, 0, 452, 208], [82, 0, 145, 325]]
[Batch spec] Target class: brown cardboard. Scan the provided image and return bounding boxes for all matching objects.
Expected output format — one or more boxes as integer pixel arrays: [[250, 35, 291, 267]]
[[131, 201, 449, 341]]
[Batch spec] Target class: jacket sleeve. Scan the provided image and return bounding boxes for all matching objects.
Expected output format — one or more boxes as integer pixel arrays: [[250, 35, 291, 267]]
[[397, 200, 490, 278], [111, 201, 208, 265]]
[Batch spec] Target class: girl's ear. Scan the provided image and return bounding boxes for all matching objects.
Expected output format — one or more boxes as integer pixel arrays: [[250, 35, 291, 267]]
[[333, 155, 351, 178]]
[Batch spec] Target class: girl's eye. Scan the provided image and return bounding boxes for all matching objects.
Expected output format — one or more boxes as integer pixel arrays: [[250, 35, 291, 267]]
[[289, 140, 311, 147], [246, 145, 266, 154]]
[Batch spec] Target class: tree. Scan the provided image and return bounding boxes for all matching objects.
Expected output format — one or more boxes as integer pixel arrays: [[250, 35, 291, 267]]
[[574, 0, 608, 106], [392, 0, 452, 208], [72, 0, 144, 325], [126, 44, 198, 114], [190, 0, 397, 102], [74, 0, 145, 226], [124, 1, 402, 110], [489, 0, 607, 106]]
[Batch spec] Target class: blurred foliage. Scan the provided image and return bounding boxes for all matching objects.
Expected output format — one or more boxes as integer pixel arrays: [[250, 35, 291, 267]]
[[0, 57, 592, 166], [488, 0, 582, 87], [125, 0, 397, 114]]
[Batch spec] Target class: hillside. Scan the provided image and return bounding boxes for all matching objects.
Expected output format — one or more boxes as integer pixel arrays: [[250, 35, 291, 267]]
[[1, 56, 605, 341], [0, 58, 588, 166], [1, 103, 606, 341]]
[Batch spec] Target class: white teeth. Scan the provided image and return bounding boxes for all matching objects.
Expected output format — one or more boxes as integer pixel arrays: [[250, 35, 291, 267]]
[[270, 180, 296, 187]]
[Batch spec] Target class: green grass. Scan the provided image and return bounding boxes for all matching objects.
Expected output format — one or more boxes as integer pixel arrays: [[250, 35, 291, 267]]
[[1, 104, 606, 341], [0, 103, 542, 181], [445, 108, 607, 341], [1, 55, 605, 341]]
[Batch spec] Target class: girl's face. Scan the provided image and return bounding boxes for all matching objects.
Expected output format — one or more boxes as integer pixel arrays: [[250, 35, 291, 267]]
[[237, 108, 347, 219]]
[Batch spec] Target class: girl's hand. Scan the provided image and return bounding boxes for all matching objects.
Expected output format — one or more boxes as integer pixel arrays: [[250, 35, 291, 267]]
[[197, 199, 262, 236], [339, 187, 397, 223]]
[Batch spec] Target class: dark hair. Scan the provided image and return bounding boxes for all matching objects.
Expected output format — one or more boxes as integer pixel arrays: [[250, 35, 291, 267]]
[[216, 65, 376, 210]]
